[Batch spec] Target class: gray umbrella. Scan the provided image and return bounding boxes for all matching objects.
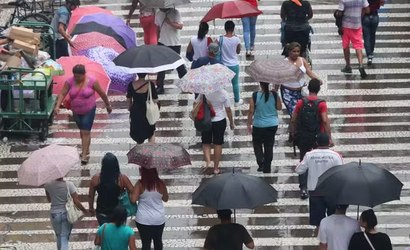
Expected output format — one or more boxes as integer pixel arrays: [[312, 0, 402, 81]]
[[315, 161, 403, 208], [192, 170, 278, 210]]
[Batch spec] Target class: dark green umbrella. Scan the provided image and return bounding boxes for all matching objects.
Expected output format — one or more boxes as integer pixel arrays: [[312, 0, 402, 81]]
[[315, 161, 403, 208]]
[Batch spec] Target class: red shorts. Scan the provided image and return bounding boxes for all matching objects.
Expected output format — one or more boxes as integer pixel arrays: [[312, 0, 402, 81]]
[[342, 27, 364, 49]]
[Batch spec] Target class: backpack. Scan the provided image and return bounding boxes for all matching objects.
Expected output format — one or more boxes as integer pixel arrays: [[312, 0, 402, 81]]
[[295, 97, 324, 148], [194, 95, 214, 132]]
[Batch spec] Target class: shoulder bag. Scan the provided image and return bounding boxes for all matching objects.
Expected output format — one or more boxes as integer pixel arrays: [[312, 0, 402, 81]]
[[118, 175, 138, 217], [146, 82, 160, 125], [363, 232, 376, 250], [65, 182, 83, 224], [94, 223, 107, 250], [215, 35, 223, 62]]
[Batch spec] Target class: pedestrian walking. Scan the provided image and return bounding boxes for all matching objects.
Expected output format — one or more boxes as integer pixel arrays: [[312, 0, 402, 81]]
[[336, 0, 370, 78], [218, 21, 243, 107], [241, 0, 259, 58], [196, 90, 235, 175], [127, 0, 157, 45], [281, 42, 321, 142], [130, 167, 168, 250], [94, 206, 137, 250], [318, 205, 361, 250], [186, 22, 213, 63], [191, 42, 220, 70], [54, 64, 112, 165], [204, 209, 255, 250], [155, 7, 187, 94], [291, 79, 332, 199], [88, 153, 134, 226], [362, 0, 384, 65], [295, 133, 343, 233], [247, 82, 282, 173], [127, 73, 159, 144], [44, 178, 88, 250], [349, 209, 392, 250], [50, 0, 80, 58]]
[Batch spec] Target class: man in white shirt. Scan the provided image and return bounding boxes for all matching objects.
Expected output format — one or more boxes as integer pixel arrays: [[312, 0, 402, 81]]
[[295, 133, 343, 232], [318, 205, 361, 250], [155, 8, 187, 94]]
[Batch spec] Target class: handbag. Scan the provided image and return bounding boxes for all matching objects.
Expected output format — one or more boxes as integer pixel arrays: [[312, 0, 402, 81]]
[[94, 223, 107, 250], [363, 232, 376, 250], [65, 182, 83, 224], [215, 35, 223, 62], [146, 82, 160, 125], [118, 176, 138, 217], [194, 95, 214, 132]]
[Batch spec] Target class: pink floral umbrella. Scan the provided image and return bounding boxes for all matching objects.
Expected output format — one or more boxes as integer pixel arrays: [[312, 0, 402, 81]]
[[127, 143, 191, 169], [71, 32, 126, 56]]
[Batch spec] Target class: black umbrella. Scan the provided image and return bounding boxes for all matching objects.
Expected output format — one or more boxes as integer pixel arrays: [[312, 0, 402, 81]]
[[315, 161, 403, 208], [192, 170, 278, 210], [71, 21, 127, 48], [113, 45, 186, 74]]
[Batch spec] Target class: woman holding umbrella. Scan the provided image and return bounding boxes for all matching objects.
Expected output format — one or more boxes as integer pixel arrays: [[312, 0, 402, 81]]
[[131, 167, 169, 250], [54, 64, 112, 164]]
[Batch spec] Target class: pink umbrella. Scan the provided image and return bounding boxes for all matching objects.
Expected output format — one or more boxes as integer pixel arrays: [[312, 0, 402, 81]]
[[201, 1, 262, 23], [17, 144, 80, 187], [53, 56, 111, 102], [67, 6, 113, 34], [71, 32, 126, 56]]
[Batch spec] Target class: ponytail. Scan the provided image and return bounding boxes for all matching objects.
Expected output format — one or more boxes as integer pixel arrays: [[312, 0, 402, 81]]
[[197, 22, 209, 40], [260, 82, 270, 102]]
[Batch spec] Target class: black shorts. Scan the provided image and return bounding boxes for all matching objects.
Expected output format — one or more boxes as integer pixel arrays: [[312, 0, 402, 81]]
[[201, 119, 227, 145], [309, 193, 336, 226]]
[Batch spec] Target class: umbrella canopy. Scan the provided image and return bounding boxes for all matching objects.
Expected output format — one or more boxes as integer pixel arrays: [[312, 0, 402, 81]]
[[315, 161, 403, 207], [71, 32, 126, 56], [201, 1, 262, 23], [176, 64, 235, 94], [245, 58, 304, 85], [71, 21, 135, 49], [192, 171, 278, 209], [67, 6, 113, 34], [139, 0, 191, 8], [113, 45, 186, 74], [127, 143, 191, 169], [79, 46, 136, 93], [52, 56, 111, 101], [17, 144, 80, 186]]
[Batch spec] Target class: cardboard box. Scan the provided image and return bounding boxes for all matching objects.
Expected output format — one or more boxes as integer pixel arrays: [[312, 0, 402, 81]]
[[12, 40, 38, 56], [8, 27, 41, 45], [5, 55, 22, 68]]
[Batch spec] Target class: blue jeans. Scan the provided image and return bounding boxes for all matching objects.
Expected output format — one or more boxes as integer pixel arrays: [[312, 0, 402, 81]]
[[227, 65, 240, 102], [362, 14, 379, 57], [50, 211, 73, 250], [241, 16, 257, 51]]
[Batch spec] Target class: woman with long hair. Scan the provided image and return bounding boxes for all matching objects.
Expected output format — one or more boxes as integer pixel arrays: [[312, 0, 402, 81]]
[[186, 22, 213, 64], [94, 206, 137, 250], [247, 82, 282, 173], [349, 209, 392, 250], [131, 168, 169, 250], [88, 153, 134, 225]]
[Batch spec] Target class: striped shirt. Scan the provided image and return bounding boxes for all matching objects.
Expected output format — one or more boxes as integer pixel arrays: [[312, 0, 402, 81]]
[[338, 0, 369, 29]]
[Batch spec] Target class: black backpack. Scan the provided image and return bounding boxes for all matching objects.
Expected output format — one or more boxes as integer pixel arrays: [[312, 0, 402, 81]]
[[295, 97, 324, 147]]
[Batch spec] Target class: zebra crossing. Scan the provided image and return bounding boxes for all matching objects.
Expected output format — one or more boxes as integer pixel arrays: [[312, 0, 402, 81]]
[[1, 0, 410, 249]]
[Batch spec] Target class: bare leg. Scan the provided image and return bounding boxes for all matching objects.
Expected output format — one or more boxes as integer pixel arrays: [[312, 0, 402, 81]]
[[202, 144, 212, 167], [80, 130, 91, 162], [148, 134, 155, 143], [343, 47, 351, 67], [213, 145, 223, 171], [356, 49, 364, 66]]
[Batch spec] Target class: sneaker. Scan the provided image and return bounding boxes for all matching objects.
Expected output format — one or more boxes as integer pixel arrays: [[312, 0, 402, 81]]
[[341, 66, 352, 74], [234, 99, 244, 107], [367, 57, 373, 66], [358, 66, 368, 79], [257, 166, 263, 172], [300, 189, 309, 200]]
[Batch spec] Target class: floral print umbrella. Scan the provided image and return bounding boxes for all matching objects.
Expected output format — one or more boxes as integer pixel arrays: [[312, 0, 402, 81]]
[[176, 63, 235, 94], [127, 143, 191, 169]]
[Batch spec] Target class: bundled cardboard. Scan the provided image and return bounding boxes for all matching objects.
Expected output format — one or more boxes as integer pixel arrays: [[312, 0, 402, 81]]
[[12, 40, 38, 56], [9, 26, 41, 45]]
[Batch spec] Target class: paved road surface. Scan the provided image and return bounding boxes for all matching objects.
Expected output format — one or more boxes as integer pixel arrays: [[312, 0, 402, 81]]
[[1, 0, 410, 249]]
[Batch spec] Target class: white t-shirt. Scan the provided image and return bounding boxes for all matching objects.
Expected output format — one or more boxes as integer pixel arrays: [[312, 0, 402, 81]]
[[318, 214, 361, 250], [195, 90, 231, 122], [295, 148, 343, 191], [155, 9, 182, 46], [219, 35, 240, 66], [191, 36, 209, 61]]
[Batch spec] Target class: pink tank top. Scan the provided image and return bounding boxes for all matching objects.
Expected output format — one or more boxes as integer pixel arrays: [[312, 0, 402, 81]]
[[67, 76, 96, 115]]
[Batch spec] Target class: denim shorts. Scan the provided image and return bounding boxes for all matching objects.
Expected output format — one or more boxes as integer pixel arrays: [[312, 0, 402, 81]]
[[73, 106, 96, 131]]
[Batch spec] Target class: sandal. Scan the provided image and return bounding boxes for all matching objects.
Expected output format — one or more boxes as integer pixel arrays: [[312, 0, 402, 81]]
[[81, 154, 90, 165], [213, 168, 221, 175], [201, 162, 213, 174]]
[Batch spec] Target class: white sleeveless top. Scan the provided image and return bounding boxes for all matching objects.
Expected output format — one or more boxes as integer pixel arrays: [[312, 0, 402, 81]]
[[282, 57, 307, 89], [190, 36, 209, 61], [135, 189, 166, 225]]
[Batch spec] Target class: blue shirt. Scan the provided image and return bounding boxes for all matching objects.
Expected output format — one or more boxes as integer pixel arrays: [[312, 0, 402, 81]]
[[51, 6, 70, 40], [253, 92, 279, 128], [97, 223, 134, 250]]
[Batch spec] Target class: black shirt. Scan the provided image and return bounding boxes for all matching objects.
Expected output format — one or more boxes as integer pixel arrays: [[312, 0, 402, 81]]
[[204, 223, 253, 250], [348, 232, 392, 250], [281, 0, 312, 26]]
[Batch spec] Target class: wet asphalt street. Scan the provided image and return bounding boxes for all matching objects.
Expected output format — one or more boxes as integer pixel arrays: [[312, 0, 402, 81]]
[[1, 0, 410, 249]]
